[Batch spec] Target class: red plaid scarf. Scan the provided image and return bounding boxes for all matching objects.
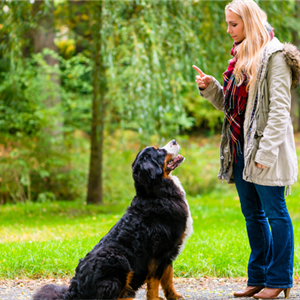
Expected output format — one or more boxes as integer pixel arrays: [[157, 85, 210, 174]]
[[223, 25, 274, 162], [223, 42, 247, 162]]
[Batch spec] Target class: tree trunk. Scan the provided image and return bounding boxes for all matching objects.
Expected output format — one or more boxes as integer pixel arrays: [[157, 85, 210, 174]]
[[31, 0, 62, 132], [32, 0, 59, 67], [291, 1, 300, 132], [87, 1, 106, 205]]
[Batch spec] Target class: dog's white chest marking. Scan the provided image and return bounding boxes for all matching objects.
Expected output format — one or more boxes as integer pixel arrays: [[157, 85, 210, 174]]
[[170, 175, 193, 257]]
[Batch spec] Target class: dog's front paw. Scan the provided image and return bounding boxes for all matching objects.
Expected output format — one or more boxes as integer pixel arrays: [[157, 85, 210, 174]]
[[167, 293, 183, 300]]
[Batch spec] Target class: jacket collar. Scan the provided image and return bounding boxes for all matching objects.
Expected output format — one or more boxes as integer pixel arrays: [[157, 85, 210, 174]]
[[265, 37, 283, 56]]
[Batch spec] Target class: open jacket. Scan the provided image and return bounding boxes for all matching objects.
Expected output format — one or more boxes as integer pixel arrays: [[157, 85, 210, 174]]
[[200, 37, 300, 190]]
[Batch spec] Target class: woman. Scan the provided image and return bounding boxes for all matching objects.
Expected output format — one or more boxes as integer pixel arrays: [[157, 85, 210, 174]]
[[194, 0, 300, 299]]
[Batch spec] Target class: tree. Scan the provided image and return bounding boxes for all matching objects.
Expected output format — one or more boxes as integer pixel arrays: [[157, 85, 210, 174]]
[[87, 1, 106, 205], [32, 0, 58, 68], [31, 0, 62, 133]]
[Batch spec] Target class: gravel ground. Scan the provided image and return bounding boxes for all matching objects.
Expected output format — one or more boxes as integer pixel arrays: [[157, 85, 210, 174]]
[[1, 277, 300, 300]]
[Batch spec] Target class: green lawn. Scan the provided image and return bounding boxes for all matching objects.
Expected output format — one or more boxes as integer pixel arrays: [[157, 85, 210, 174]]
[[1, 187, 300, 279]]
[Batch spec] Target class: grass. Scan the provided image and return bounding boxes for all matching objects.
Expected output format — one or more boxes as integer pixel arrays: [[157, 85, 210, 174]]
[[1, 187, 300, 279], [1, 133, 300, 279]]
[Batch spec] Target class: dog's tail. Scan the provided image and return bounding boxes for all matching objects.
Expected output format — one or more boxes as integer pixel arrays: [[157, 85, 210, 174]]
[[32, 279, 126, 300], [33, 284, 69, 300]]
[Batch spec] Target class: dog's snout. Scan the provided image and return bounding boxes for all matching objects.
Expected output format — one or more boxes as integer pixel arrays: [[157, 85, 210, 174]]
[[162, 140, 179, 156]]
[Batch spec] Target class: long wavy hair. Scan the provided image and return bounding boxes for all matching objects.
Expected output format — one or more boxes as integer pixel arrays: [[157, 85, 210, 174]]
[[225, 0, 271, 89]]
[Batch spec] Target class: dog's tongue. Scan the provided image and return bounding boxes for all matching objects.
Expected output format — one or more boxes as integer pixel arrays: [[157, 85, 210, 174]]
[[173, 155, 183, 163], [167, 155, 184, 170]]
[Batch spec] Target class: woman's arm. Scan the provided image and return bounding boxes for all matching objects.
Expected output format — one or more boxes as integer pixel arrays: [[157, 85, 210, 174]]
[[198, 76, 224, 111], [193, 65, 224, 111], [254, 51, 292, 167]]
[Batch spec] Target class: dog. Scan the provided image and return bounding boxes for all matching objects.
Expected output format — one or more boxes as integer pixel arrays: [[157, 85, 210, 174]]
[[33, 140, 193, 300]]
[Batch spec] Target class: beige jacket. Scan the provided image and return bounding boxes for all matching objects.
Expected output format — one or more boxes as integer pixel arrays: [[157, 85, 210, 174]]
[[200, 37, 300, 189]]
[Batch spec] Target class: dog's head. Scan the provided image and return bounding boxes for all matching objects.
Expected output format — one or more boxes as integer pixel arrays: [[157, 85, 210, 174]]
[[132, 140, 184, 193]]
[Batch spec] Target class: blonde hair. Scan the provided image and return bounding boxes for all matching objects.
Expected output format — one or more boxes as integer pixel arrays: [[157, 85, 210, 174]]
[[225, 0, 271, 89]]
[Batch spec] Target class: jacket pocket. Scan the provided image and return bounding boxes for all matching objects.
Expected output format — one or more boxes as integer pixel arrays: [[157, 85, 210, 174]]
[[244, 135, 263, 179]]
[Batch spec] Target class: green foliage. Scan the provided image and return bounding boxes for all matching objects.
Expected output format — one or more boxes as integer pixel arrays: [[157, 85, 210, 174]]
[[103, 1, 231, 141], [60, 53, 93, 133], [0, 1, 300, 202], [0, 130, 222, 203], [0, 129, 136, 204], [0, 2, 37, 135], [56, 39, 76, 59], [0, 133, 87, 203], [1, 1, 299, 138], [0, 47, 93, 136]]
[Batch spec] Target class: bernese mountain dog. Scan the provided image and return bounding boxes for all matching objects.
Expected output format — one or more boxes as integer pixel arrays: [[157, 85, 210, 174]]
[[33, 140, 193, 300]]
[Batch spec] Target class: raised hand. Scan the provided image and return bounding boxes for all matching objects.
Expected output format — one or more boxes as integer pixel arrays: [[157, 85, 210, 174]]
[[193, 65, 212, 90]]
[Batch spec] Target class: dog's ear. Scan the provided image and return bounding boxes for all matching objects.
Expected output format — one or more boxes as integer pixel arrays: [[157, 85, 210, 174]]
[[132, 158, 162, 186], [141, 159, 162, 179]]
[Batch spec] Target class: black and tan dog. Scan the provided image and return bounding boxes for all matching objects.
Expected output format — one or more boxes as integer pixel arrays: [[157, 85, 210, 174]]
[[33, 140, 193, 300]]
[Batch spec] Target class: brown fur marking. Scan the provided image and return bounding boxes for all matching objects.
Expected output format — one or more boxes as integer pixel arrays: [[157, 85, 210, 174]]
[[118, 271, 134, 299], [178, 228, 187, 247], [161, 265, 183, 300], [163, 153, 174, 178], [144, 260, 163, 300], [146, 277, 162, 300]]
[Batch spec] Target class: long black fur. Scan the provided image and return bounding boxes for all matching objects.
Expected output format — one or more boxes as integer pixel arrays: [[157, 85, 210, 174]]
[[33, 146, 188, 300]]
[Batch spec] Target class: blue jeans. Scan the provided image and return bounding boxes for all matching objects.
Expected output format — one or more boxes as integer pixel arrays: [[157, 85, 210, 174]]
[[233, 153, 294, 288]]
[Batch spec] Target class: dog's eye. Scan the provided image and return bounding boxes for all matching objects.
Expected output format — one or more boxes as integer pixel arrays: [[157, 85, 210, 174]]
[[157, 149, 166, 156]]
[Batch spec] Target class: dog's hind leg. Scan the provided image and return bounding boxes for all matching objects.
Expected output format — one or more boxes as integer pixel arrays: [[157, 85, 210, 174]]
[[118, 271, 136, 299], [161, 264, 183, 300], [96, 278, 124, 300]]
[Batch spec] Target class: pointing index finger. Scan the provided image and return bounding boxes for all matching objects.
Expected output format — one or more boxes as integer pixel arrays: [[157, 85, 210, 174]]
[[193, 65, 205, 77]]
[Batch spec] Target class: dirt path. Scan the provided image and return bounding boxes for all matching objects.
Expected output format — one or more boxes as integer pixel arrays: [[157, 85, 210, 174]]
[[1, 278, 300, 300]]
